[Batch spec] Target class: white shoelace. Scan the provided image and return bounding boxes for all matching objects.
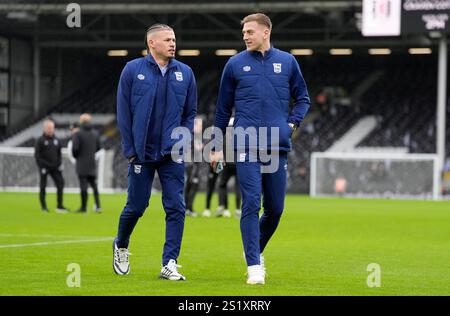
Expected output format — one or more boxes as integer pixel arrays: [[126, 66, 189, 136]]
[[166, 261, 182, 275], [115, 248, 131, 263]]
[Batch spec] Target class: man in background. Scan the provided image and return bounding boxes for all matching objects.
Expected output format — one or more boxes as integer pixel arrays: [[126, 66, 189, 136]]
[[71, 113, 101, 213], [67, 122, 79, 165], [215, 117, 241, 218], [184, 118, 203, 217], [34, 119, 68, 213]]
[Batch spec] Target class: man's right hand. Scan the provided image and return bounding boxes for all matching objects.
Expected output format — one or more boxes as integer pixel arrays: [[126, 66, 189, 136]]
[[210, 151, 225, 171]]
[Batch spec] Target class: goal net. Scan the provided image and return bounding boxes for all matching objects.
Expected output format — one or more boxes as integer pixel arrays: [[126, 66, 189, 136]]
[[310, 152, 440, 200], [0, 147, 112, 192]]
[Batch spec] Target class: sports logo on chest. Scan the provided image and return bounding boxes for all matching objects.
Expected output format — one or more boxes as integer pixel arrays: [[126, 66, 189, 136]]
[[273, 63, 282, 73], [174, 72, 183, 81]]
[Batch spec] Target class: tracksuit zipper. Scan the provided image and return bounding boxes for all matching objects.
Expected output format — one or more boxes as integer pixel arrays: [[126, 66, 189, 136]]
[[159, 67, 172, 158]]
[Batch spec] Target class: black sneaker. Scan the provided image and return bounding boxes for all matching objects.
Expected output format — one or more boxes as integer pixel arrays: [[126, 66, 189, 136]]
[[75, 208, 87, 213], [41, 208, 49, 213]]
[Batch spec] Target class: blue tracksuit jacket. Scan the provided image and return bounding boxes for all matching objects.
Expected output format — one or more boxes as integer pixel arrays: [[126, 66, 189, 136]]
[[215, 47, 310, 152], [214, 47, 311, 266], [117, 54, 197, 162]]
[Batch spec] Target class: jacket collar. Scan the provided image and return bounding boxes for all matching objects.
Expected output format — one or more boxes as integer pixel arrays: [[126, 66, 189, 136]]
[[248, 46, 275, 60], [43, 133, 54, 139], [145, 53, 178, 70]]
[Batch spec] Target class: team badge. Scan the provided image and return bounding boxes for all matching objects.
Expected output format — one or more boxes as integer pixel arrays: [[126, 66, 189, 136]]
[[137, 74, 145, 80], [174, 72, 183, 81], [243, 66, 251, 72], [273, 63, 282, 73], [134, 165, 142, 174]]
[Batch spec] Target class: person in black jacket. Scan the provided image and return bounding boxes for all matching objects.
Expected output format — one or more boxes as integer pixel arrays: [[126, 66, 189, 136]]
[[71, 113, 101, 213], [34, 119, 68, 213]]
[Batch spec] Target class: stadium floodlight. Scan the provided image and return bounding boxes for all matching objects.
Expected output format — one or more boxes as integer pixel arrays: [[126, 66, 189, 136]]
[[368, 48, 391, 55], [290, 49, 313, 56], [215, 49, 238, 56], [310, 152, 440, 200], [408, 48, 432, 55], [107, 50, 128, 57], [177, 50, 200, 56], [329, 48, 352, 55]]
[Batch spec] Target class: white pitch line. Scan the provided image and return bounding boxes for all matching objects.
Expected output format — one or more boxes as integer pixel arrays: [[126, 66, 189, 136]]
[[0, 233, 111, 239], [0, 237, 114, 249]]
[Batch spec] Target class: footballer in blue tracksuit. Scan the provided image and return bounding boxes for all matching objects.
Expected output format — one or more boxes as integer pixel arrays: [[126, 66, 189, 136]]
[[212, 14, 311, 284], [113, 24, 197, 281]]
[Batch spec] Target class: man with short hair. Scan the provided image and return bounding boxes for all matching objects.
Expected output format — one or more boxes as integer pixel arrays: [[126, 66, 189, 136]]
[[211, 13, 311, 284], [114, 24, 197, 281], [34, 119, 68, 213], [71, 113, 101, 213]]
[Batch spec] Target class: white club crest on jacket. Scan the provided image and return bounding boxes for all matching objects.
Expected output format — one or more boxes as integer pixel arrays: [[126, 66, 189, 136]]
[[273, 63, 282, 73], [174, 72, 183, 81]]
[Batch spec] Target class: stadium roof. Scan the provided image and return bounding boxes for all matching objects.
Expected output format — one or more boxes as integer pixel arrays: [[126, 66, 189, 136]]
[[0, 1, 434, 49], [0, 1, 362, 13]]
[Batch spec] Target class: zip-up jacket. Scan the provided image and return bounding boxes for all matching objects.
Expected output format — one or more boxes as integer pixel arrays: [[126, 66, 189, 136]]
[[117, 54, 197, 162], [72, 122, 101, 176], [215, 47, 310, 151], [34, 134, 62, 170]]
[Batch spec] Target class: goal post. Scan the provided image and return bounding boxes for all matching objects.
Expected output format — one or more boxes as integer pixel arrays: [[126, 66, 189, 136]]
[[0, 147, 114, 193], [310, 152, 440, 200]]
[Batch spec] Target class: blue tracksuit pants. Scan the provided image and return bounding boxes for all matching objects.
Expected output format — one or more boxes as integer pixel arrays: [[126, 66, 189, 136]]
[[236, 151, 288, 266], [116, 157, 185, 266]]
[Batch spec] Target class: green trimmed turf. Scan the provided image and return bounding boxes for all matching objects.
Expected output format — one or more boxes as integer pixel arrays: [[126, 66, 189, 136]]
[[0, 192, 449, 295]]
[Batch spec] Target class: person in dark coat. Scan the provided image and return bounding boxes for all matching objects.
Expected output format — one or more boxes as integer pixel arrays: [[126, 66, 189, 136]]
[[71, 113, 101, 213], [34, 119, 69, 213]]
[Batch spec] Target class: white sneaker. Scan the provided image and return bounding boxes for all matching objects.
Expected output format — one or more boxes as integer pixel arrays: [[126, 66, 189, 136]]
[[186, 209, 198, 217], [160, 259, 186, 281], [260, 253, 266, 278], [243, 251, 266, 277], [215, 206, 224, 217], [247, 264, 265, 285], [55, 207, 69, 214], [113, 239, 131, 275], [235, 209, 242, 218], [223, 209, 231, 218], [202, 209, 211, 217]]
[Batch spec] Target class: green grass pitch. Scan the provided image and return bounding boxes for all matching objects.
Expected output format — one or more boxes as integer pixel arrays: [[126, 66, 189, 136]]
[[0, 192, 449, 296]]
